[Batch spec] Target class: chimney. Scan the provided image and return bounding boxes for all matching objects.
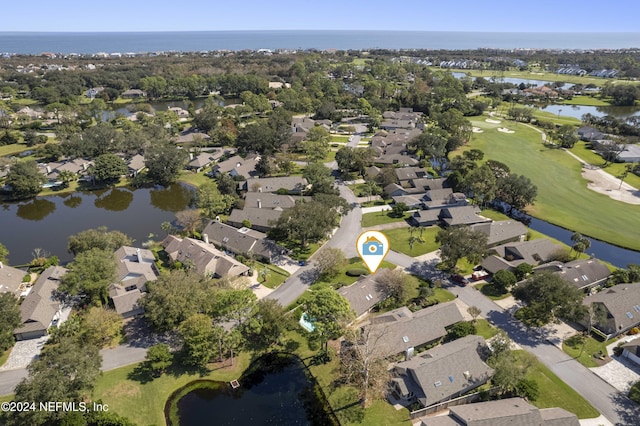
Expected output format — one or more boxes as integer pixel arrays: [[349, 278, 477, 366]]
[[0, 261, 3, 268], [190, 153, 194, 160], [82, 162, 88, 171], [46, 166, 51, 174], [136, 248, 143, 263], [257, 199, 262, 209], [203, 233, 209, 244]]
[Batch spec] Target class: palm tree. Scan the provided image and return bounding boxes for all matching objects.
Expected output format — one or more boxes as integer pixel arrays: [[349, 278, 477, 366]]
[[259, 267, 271, 284], [58, 170, 77, 187]]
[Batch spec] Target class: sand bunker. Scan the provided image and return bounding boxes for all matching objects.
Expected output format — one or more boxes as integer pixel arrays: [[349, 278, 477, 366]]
[[583, 167, 640, 205], [472, 127, 484, 133], [498, 127, 515, 134], [486, 119, 502, 124]]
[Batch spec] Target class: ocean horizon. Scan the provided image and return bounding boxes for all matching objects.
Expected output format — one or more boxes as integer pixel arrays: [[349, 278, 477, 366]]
[[1, 30, 640, 54]]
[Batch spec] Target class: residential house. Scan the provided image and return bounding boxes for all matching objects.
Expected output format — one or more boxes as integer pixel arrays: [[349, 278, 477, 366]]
[[337, 269, 389, 320], [210, 155, 259, 178], [577, 126, 604, 142], [174, 130, 212, 145], [390, 335, 494, 408], [168, 106, 190, 119], [227, 208, 283, 233], [201, 221, 281, 262], [241, 176, 309, 194], [417, 397, 579, 426], [14, 266, 66, 341], [392, 195, 424, 209], [536, 258, 610, 291], [243, 192, 300, 210], [481, 239, 562, 275], [364, 302, 464, 358], [410, 210, 441, 227], [423, 189, 468, 210], [439, 206, 489, 227], [581, 283, 640, 339], [618, 144, 640, 163], [85, 87, 104, 99], [622, 339, 640, 366], [410, 177, 447, 191], [469, 220, 528, 247], [395, 167, 428, 182], [127, 154, 146, 177], [385, 183, 409, 198], [162, 236, 250, 278], [121, 89, 146, 98], [0, 262, 28, 297], [186, 152, 217, 173], [380, 108, 424, 131], [109, 246, 159, 317]]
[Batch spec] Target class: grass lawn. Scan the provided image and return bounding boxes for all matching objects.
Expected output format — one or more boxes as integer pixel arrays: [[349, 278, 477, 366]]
[[455, 118, 640, 251], [455, 257, 476, 275], [256, 262, 290, 289], [513, 350, 600, 419], [383, 226, 440, 257], [330, 135, 350, 142], [474, 282, 510, 300], [93, 353, 252, 426], [431, 287, 456, 303], [361, 211, 410, 228], [560, 95, 611, 106], [562, 334, 619, 368], [474, 319, 499, 339], [570, 142, 640, 189], [178, 171, 211, 188], [282, 241, 321, 261], [0, 143, 36, 157], [316, 257, 396, 288], [0, 348, 12, 368]]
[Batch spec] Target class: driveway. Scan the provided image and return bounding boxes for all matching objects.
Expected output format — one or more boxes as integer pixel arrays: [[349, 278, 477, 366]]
[[0, 337, 48, 371]]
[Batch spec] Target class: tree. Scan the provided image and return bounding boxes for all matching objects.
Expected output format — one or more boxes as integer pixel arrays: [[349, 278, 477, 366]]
[[305, 287, 354, 353], [629, 381, 640, 404], [514, 263, 533, 281], [141, 270, 209, 332], [303, 126, 330, 162], [375, 269, 416, 308], [67, 226, 132, 256], [60, 248, 117, 305], [340, 327, 390, 407], [603, 83, 639, 106], [436, 227, 488, 271], [6, 336, 101, 426], [0, 242, 8, 263], [81, 307, 123, 348], [91, 153, 127, 185], [303, 162, 336, 194], [179, 313, 215, 368], [467, 306, 482, 323], [492, 269, 517, 292], [315, 247, 347, 279], [146, 343, 173, 376], [0, 293, 20, 352], [216, 173, 238, 195], [462, 164, 497, 207], [410, 129, 448, 162], [241, 299, 291, 352], [145, 141, 188, 186], [513, 272, 588, 327], [198, 182, 235, 218], [446, 321, 476, 340], [390, 202, 409, 218], [269, 200, 340, 247], [5, 160, 46, 199], [175, 209, 202, 234], [555, 125, 579, 148], [570, 232, 591, 258], [495, 173, 537, 213]]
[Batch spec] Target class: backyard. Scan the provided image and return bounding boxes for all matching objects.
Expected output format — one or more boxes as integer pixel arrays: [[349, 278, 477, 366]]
[[455, 118, 640, 251], [383, 226, 440, 257]]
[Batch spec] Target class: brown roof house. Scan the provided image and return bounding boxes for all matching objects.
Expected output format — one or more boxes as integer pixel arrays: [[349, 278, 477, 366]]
[[109, 246, 159, 317], [364, 302, 464, 358], [581, 283, 640, 339], [14, 266, 67, 341], [337, 269, 390, 320], [227, 208, 283, 233], [417, 397, 579, 426], [211, 155, 259, 178], [201, 221, 282, 262], [162, 236, 249, 278], [241, 176, 309, 194], [390, 335, 494, 408]]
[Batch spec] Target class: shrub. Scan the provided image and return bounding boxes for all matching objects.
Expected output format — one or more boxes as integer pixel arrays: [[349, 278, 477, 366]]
[[346, 268, 369, 277], [446, 321, 476, 340], [613, 345, 624, 357], [629, 381, 640, 404], [516, 378, 540, 401], [629, 327, 640, 335], [22, 274, 31, 283]]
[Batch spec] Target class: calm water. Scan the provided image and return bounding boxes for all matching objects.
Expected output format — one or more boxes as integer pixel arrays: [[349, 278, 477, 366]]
[[539, 104, 640, 120], [0, 184, 194, 264], [2, 31, 640, 54], [169, 355, 334, 426]]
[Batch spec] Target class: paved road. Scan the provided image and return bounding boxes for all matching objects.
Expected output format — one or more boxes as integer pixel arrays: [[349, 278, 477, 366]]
[[448, 284, 640, 426]]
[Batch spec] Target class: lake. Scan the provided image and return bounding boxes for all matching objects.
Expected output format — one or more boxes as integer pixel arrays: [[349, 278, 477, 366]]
[[166, 354, 337, 426], [538, 104, 640, 120], [0, 184, 195, 264]]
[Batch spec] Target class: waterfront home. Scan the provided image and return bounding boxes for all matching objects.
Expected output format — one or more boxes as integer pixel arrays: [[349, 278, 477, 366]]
[[0, 262, 28, 297], [201, 221, 282, 262], [227, 208, 283, 233], [109, 246, 159, 317], [14, 266, 66, 341], [337, 269, 390, 321], [162, 236, 249, 278], [210, 155, 259, 178], [469, 220, 528, 247], [536, 258, 610, 291], [481, 239, 563, 275], [581, 283, 640, 339]]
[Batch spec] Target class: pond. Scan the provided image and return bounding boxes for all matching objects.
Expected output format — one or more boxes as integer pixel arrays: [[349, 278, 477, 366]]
[[0, 183, 195, 264], [165, 353, 337, 426], [538, 104, 640, 120], [451, 72, 573, 90]]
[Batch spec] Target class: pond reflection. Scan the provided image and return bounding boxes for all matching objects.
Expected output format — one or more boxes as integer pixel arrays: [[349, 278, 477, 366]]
[[16, 199, 56, 221]]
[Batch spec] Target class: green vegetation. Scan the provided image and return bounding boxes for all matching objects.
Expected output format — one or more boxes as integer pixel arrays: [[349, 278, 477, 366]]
[[256, 262, 290, 289], [562, 334, 618, 368], [178, 171, 211, 188], [93, 353, 252, 426], [315, 257, 396, 288], [383, 226, 440, 257], [570, 142, 640, 189], [361, 211, 410, 228], [560, 95, 611, 106], [478, 209, 512, 221], [474, 319, 499, 339], [330, 135, 350, 142], [512, 351, 599, 418], [456, 118, 640, 251], [0, 347, 12, 367], [448, 68, 638, 87], [474, 282, 510, 300]]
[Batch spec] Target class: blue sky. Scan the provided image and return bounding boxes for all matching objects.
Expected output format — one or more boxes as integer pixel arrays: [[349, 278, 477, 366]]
[[2, 0, 639, 32]]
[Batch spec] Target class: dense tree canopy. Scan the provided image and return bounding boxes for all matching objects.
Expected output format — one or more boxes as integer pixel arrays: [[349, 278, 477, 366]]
[[0, 293, 20, 352], [60, 248, 117, 305], [436, 226, 488, 271], [305, 287, 354, 353], [67, 227, 132, 256], [6, 161, 46, 199]]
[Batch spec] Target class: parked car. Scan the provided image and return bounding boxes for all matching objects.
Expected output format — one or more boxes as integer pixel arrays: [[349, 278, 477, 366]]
[[450, 274, 469, 286]]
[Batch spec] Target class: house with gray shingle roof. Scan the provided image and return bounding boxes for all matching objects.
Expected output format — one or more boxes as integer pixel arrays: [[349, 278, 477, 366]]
[[243, 192, 299, 210], [0, 262, 27, 297], [390, 335, 493, 408], [338, 269, 389, 320], [186, 152, 217, 172], [439, 206, 489, 227], [536, 258, 610, 291], [410, 209, 441, 227], [127, 154, 146, 177], [109, 246, 159, 317], [162, 236, 249, 278], [481, 239, 562, 275], [469, 220, 528, 247], [201, 221, 282, 262], [417, 397, 579, 426], [14, 266, 66, 341], [241, 176, 309, 194], [364, 302, 464, 358], [227, 208, 283, 233], [581, 283, 640, 339], [211, 155, 259, 178], [622, 339, 640, 366]]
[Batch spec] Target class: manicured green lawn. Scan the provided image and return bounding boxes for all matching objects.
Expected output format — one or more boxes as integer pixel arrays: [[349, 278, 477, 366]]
[[455, 258, 476, 275], [570, 142, 640, 189], [0, 143, 36, 157], [456, 119, 640, 251], [331, 135, 350, 142], [474, 282, 510, 300], [560, 95, 611, 106], [512, 351, 600, 419], [431, 287, 456, 303], [562, 334, 619, 368], [256, 262, 290, 289], [383, 226, 440, 257], [0, 348, 12, 368], [474, 319, 499, 339], [93, 353, 252, 426], [316, 257, 396, 288], [361, 211, 410, 228], [178, 171, 211, 188]]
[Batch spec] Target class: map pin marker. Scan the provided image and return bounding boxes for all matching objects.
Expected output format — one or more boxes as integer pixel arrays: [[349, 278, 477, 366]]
[[356, 231, 390, 274]]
